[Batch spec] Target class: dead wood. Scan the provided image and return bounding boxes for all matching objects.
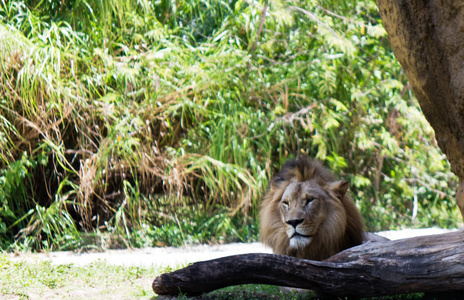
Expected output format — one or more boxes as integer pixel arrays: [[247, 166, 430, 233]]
[[153, 231, 464, 297]]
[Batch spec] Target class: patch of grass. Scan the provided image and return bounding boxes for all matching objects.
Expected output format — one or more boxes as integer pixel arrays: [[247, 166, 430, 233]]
[[189, 286, 426, 300], [0, 253, 158, 299], [200, 285, 315, 300], [174, 285, 427, 300]]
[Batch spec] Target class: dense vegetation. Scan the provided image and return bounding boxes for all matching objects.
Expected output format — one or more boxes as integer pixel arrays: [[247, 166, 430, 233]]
[[0, 0, 460, 251]]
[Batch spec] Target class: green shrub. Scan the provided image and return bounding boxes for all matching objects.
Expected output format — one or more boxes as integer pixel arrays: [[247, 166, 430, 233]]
[[0, 0, 460, 250]]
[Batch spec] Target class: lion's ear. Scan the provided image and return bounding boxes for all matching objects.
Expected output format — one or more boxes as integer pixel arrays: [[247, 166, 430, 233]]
[[327, 180, 349, 200]]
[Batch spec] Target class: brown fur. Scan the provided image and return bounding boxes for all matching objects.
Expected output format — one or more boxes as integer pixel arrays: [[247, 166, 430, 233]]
[[260, 156, 364, 261]]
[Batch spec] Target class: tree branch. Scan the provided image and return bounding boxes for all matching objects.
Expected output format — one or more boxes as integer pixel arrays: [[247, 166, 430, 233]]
[[153, 231, 464, 297]]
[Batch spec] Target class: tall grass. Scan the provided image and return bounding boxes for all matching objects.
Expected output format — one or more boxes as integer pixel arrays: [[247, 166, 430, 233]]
[[0, 0, 460, 250]]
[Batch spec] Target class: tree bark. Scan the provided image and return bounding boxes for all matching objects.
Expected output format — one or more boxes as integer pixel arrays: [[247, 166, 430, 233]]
[[153, 231, 464, 297], [375, 0, 464, 220]]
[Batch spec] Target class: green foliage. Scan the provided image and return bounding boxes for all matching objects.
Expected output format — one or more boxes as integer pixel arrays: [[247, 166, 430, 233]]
[[0, 152, 33, 241], [138, 195, 258, 247], [0, 0, 460, 250], [0, 151, 81, 250]]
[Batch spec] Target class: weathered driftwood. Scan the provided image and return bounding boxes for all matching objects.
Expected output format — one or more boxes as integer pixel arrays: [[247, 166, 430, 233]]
[[153, 231, 464, 297], [376, 0, 464, 220]]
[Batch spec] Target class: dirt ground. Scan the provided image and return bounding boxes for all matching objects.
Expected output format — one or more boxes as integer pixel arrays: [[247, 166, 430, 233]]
[[9, 228, 458, 268], [4, 228, 460, 300]]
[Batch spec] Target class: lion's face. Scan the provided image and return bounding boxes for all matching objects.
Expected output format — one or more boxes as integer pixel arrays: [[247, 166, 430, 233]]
[[280, 181, 330, 250], [260, 157, 365, 261]]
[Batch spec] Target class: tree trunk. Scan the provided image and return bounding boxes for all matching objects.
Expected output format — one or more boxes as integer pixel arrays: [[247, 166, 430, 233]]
[[153, 231, 464, 297], [375, 0, 464, 220]]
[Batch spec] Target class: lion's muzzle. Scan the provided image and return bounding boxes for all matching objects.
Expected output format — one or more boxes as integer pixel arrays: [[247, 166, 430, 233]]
[[286, 218, 304, 228], [286, 219, 313, 250]]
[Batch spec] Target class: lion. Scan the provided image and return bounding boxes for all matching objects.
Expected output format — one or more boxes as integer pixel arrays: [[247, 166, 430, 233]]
[[260, 156, 365, 261]]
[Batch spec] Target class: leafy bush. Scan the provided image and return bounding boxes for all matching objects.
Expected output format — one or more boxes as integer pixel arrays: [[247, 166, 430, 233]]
[[0, 0, 460, 250]]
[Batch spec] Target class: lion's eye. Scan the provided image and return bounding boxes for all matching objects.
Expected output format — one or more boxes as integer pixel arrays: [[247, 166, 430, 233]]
[[282, 201, 289, 207], [305, 198, 315, 206]]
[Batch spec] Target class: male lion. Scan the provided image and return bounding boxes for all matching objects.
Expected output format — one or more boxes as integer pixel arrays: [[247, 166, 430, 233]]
[[260, 156, 365, 261]]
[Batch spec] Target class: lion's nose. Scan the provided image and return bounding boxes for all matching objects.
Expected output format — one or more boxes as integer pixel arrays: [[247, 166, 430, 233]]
[[286, 219, 303, 228]]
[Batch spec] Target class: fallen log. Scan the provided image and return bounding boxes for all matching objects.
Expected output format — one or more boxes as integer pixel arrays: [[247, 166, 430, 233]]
[[153, 231, 464, 297]]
